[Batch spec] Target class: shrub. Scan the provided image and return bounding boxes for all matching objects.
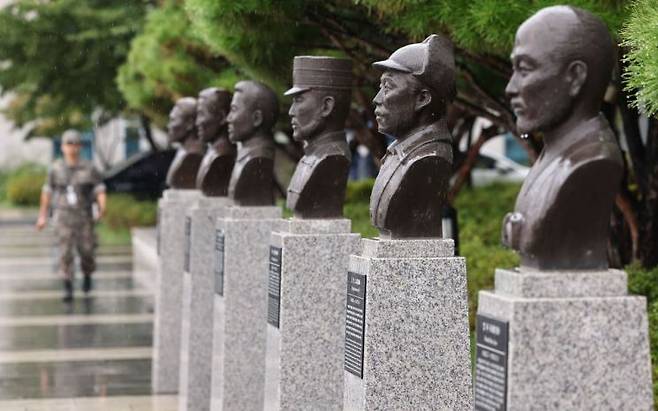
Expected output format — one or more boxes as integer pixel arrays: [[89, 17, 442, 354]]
[[5, 164, 47, 207], [103, 193, 157, 230]]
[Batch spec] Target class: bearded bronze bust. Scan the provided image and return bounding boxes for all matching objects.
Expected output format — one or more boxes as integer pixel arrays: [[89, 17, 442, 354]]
[[166, 97, 204, 189], [502, 6, 623, 271], [285, 56, 353, 219], [370, 34, 456, 238], [195, 87, 236, 196], [227, 80, 278, 206]]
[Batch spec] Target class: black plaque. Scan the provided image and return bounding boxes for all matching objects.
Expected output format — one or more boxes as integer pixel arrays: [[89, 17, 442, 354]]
[[344, 271, 366, 378], [215, 229, 225, 295], [474, 314, 509, 411], [267, 246, 282, 328], [184, 216, 192, 272]]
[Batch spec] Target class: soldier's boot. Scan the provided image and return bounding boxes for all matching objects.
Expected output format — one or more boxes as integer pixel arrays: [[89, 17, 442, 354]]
[[63, 279, 74, 303], [82, 275, 93, 294]]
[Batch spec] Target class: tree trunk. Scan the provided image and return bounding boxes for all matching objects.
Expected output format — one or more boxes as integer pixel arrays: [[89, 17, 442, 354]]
[[140, 115, 159, 152]]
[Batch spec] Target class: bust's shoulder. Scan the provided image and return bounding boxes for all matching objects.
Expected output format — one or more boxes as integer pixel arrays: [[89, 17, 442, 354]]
[[405, 140, 452, 165]]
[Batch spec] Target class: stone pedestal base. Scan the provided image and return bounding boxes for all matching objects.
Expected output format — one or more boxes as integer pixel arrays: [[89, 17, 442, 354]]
[[476, 268, 654, 411], [344, 238, 473, 410], [264, 219, 361, 410], [152, 189, 200, 394], [210, 206, 282, 411], [179, 197, 232, 411]]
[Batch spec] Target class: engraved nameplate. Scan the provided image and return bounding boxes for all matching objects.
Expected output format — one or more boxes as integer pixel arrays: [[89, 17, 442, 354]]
[[184, 216, 192, 272], [215, 229, 225, 295], [267, 246, 282, 328], [344, 271, 366, 378], [474, 314, 509, 411]]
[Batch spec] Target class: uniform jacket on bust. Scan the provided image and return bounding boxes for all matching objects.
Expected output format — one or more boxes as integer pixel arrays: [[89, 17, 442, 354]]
[[370, 119, 452, 238], [287, 131, 351, 218], [503, 114, 623, 270], [196, 139, 236, 197], [166, 148, 203, 189], [228, 133, 275, 206]]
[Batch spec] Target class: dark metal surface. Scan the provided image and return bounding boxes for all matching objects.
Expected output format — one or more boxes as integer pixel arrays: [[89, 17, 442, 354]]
[[196, 87, 237, 197], [215, 229, 225, 296], [267, 246, 282, 328], [227, 81, 278, 206], [285, 56, 353, 219], [474, 314, 509, 411], [370, 35, 456, 238], [502, 6, 622, 270], [166, 97, 204, 189], [344, 271, 366, 379]]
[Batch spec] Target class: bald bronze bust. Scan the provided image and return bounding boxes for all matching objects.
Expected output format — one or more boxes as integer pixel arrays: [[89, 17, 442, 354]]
[[195, 87, 236, 196], [166, 97, 204, 189], [285, 56, 353, 219], [227, 80, 278, 206], [502, 6, 623, 270], [370, 35, 456, 238]]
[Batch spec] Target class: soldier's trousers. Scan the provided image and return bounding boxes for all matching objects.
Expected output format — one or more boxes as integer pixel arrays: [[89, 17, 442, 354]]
[[53, 211, 97, 278]]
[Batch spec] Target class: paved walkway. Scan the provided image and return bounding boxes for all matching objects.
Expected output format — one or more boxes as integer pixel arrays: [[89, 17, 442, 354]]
[[0, 211, 176, 410]]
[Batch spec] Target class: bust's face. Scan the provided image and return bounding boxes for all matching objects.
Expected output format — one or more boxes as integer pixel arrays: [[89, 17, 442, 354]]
[[373, 71, 418, 139], [197, 95, 226, 144], [227, 91, 256, 143], [167, 105, 193, 144], [288, 90, 326, 142], [505, 18, 573, 135]]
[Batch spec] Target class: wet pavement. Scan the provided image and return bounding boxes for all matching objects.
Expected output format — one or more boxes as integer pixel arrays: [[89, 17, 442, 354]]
[[0, 212, 176, 410]]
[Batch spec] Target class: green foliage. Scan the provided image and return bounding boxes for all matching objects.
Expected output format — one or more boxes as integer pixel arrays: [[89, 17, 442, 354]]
[[103, 193, 157, 231], [0, 0, 148, 136], [622, 0, 658, 116], [628, 262, 658, 305], [648, 302, 658, 398], [117, 1, 239, 127], [4, 165, 47, 207]]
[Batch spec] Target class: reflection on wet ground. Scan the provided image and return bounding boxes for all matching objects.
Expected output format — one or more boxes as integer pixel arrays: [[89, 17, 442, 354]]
[[0, 214, 176, 410]]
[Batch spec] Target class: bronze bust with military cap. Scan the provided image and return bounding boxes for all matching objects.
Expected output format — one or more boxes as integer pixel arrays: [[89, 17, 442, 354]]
[[227, 80, 278, 206], [370, 34, 456, 238], [285, 56, 353, 219], [501, 6, 623, 270], [195, 87, 236, 197], [166, 97, 204, 189]]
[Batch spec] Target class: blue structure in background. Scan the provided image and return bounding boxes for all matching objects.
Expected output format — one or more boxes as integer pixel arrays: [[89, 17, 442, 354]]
[[504, 132, 530, 165], [125, 127, 140, 158], [53, 130, 94, 160]]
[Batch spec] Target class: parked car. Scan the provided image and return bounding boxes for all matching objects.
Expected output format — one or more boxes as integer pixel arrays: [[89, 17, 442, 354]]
[[471, 152, 529, 187]]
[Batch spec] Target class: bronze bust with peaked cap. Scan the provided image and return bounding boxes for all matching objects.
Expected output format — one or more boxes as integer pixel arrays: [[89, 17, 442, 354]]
[[502, 6, 623, 270], [227, 80, 278, 206], [285, 56, 353, 219], [195, 87, 236, 196], [166, 97, 204, 189], [370, 34, 456, 238]]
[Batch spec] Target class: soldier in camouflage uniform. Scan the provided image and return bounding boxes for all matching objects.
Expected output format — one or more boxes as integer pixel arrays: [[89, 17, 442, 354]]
[[36, 130, 107, 302]]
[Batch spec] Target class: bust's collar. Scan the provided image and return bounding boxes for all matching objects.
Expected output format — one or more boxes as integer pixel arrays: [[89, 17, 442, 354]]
[[303, 130, 345, 155], [237, 132, 273, 160], [386, 118, 450, 158], [545, 114, 609, 159]]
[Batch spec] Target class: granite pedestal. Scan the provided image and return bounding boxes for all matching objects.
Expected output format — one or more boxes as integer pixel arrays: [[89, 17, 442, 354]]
[[152, 188, 200, 394], [476, 268, 654, 410], [264, 219, 361, 410], [179, 197, 232, 411], [343, 238, 473, 410], [210, 206, 282, 411]]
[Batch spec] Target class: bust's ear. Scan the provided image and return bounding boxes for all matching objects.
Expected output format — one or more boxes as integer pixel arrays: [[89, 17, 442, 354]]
[[252, 110, 263, 128], [566, 60, 588, 98], [216, 111, 226, 125], [321, 96, 336, 118], [415, 88, 432, 112]]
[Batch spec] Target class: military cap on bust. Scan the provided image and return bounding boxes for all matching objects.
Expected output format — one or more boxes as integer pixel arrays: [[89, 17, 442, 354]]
[[373, 34, 455, 100], [284, 56, 353, 96], [62, 130, 82, 145]]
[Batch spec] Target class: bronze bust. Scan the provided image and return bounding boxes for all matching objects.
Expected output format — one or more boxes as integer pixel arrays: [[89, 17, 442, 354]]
[[166, 97, 204, 189], [502, 6, 623, 270], [195, 87, 236, 196], [227, 80, 278, 206], [370, 35, 456, 238], [285, 56, 353, 219]]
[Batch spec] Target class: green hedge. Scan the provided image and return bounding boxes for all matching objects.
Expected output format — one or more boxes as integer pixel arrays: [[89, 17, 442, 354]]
[[628, 263, 658, 394], [103, 193, 157, 231], [3, 164, 47, 207]]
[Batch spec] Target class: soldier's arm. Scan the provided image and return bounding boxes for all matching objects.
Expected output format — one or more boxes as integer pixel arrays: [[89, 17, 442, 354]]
[[36, 167, 54, 230], [92, 166, 107, 218]]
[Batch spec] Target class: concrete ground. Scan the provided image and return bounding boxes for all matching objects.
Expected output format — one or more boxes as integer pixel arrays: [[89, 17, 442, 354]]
[[0, 210, 176, 410]]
